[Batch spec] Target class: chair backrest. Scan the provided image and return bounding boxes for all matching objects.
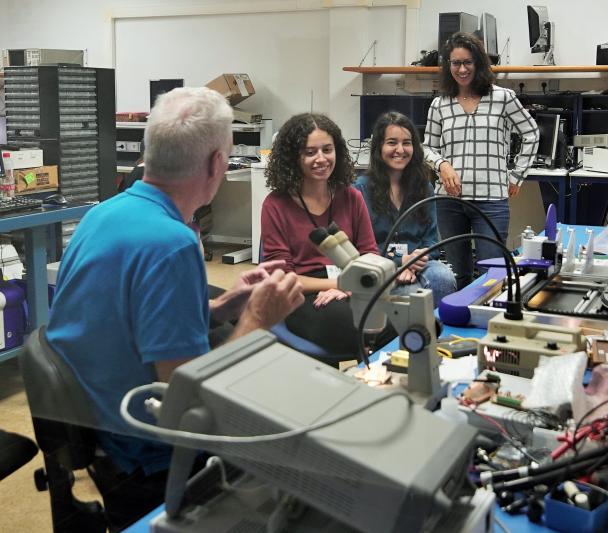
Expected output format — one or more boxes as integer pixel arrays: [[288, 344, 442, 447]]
[[19, 326, 98, 470]]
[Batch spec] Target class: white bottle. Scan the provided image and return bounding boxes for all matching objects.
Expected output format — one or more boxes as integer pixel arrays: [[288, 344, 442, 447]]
[[2, 153, 15, 198]]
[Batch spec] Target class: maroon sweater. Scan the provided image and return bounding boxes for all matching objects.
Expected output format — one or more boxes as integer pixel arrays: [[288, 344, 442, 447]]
[[261, 186, 378, 275]]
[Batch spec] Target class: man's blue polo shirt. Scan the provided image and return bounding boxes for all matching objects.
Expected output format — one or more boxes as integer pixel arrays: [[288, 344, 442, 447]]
[[47, 181, 210, 474]]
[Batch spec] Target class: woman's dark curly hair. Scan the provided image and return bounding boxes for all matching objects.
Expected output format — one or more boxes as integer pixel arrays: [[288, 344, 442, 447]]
[[367, 111, 433, 224], [439, 32, 495, 98], [265, 113, 354, 195]]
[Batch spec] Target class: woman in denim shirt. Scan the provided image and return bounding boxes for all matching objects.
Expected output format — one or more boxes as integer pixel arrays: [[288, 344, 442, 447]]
[[354, 111, 456, 306]]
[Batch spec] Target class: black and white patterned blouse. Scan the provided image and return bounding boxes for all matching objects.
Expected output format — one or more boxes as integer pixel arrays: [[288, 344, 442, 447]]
[[424, 85, 539, 200]]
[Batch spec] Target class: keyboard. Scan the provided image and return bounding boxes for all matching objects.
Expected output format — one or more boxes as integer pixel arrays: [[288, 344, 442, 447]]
[[0, 196, 43, 215]]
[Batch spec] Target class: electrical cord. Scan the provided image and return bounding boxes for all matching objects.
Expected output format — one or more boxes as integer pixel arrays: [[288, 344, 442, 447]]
[[120, 383, 412, 448], [204, 456, 269, 493], [573, 398, 608, 456], [463, 402, 537, 464], [380, 196, 503, 256], [494, 515, 512, 533], [379, 195, 518, 310], [381, 196, 506, 281], [490, 453, 608, 492], [356, 232, 522, 365], [482, 445, 608, 491]]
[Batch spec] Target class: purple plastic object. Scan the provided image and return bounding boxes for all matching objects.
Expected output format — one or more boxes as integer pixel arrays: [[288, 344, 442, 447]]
[[476, 257, 553, 269], [0, 281, 26, 350], [438, 267, 507, 326], [545, 203, 557, 240], [515, 258, 553, 268]]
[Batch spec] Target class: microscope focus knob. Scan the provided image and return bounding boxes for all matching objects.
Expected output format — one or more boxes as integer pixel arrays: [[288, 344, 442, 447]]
[[402, 325, 431, 353]]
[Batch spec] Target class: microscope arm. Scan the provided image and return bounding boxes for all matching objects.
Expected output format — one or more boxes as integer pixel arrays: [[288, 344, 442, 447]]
[[337, 253, 441, 397]]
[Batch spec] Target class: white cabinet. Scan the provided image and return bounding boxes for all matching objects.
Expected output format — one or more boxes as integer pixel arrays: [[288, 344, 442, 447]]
[[116, 119, 273, 172], [251, 162, 271, 264]]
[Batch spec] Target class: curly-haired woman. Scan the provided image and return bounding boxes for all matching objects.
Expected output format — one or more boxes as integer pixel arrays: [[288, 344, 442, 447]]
[[424, 32, 539, 289], [261, 113, 392, 356], [354, 111, 456, 306]]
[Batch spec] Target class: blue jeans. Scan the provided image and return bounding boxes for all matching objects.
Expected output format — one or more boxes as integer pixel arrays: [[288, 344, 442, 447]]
[[437, 199, 510, 290], [390, 259, 457, 306]]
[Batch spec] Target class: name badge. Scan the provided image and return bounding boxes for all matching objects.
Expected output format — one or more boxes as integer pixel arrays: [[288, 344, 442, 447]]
[[326, 265, 342, 279], [386, 243, 408, 258]]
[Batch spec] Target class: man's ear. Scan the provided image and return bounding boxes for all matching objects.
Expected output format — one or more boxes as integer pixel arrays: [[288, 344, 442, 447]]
[[208, 149, 225, 179]]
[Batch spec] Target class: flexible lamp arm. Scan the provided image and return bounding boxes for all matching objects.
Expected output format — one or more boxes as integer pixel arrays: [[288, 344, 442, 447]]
[[379, 195, 517, 305], [357, 233, 522, 364]]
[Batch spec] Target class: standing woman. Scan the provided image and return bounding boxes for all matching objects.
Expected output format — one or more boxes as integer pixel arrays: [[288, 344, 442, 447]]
[[424, 32, 539, 289], [261, 113, 391, 356], [354, 111, 456, 306]]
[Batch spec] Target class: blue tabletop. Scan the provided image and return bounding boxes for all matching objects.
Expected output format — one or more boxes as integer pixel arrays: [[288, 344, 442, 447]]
[[125, 231, 608, 533], [0, 202, 95, 231]]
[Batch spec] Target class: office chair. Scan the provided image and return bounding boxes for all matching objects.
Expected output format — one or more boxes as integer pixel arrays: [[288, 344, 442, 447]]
[[0, 429, 38, 481], [19, 326, 107, 533]]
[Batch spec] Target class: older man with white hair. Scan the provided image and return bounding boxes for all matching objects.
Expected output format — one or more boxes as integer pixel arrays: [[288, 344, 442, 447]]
[[46, 87, 303, 529]]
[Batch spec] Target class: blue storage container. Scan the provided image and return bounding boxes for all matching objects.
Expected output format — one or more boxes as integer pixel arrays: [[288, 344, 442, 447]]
[[545, 484, 608, 533]]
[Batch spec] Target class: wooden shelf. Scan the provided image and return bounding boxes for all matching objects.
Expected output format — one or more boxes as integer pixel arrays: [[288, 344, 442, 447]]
[[343, 65, 608, 75]]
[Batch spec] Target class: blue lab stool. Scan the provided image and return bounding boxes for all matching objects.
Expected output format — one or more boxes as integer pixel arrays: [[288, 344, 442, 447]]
[[259, 242, 354, 365]]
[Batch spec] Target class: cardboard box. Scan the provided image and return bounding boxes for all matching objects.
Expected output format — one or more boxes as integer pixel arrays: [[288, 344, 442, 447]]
[[1, 149, 44, 169], [205, 73, 255, 106], [14, 165, 59, 194], [116, 112, 148, 122]]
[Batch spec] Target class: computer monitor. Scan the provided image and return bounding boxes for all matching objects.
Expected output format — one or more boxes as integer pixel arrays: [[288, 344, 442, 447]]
[[438, 12, 478, 61], [156, 330, 478, 533], [149, 79, 184, 110], [479, 13, 499, 64], [527, 5, 555, 65], [535, 113, 560, 167]]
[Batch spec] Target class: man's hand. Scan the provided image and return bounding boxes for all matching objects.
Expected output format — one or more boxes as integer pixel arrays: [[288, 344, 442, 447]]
[[508, 183, 521, 198], [313, 288, 350, 308], [211, 260, 286, 323], [236, 269, 304, 332], [439, 161, 462, 197], [157, 264, 300, 381]]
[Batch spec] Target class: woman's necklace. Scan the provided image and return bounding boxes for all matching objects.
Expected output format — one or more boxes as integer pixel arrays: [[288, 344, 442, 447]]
[[297, 189, 334, 228], [459, 93, 479, 102]]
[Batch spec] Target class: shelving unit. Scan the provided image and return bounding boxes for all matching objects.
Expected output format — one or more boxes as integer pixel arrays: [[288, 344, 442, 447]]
[[360, 94, 434, 140], [116, 119, 273, 173], [580, 94, 608, 135], [343, 65, 608, 75], [114, 119, 273, 264], [355, 86, 607, 225], [4, 65, 116, 202], [359, 92, 581, 147], [4, 65, 116, 250], [116, 121, 146, 170]]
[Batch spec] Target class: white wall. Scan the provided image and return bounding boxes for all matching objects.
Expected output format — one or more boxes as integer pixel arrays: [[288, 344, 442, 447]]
[[114, 10, 330, 128], [0, 0, 409, 140], [0, 0, 114, 67], [328, 6, 409, 142], [0, 0, 607, 139]]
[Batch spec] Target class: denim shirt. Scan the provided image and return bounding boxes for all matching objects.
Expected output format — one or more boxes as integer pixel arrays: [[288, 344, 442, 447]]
[[353, 175, 441, 265]]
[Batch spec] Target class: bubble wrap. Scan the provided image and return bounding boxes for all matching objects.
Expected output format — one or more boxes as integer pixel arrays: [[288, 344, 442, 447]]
[[523, 351, 588, 420]]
